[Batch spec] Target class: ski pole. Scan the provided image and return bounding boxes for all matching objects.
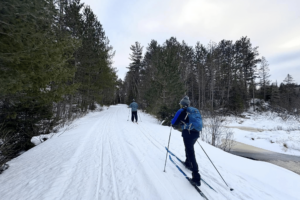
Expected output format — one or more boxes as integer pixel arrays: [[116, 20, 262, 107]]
[[197, 139, 234, 191], [127, 108, 130, 121], [138, 111, 142, 122], [163, 126, 173, 172]]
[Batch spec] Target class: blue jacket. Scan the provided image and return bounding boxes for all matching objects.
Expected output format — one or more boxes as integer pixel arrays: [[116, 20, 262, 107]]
[[129, 102, 138, 111], [171, 108, 188, 126], [171, 107, 199, 138]]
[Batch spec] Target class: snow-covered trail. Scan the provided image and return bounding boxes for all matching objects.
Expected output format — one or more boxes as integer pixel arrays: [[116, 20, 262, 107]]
[[1, 104, 300, 200], [0, 105, 185, 200]]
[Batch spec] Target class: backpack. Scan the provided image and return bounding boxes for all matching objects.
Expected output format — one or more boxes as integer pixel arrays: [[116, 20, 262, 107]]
[[181, 107, 203, 131]]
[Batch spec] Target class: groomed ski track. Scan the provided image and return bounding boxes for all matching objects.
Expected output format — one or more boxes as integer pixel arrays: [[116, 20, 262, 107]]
[[0, 104, 299, 200]]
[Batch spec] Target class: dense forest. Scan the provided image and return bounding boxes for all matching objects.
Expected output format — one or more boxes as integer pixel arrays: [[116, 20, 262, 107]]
[[118, 38, 300, 124], [0, 0, 117, 167]]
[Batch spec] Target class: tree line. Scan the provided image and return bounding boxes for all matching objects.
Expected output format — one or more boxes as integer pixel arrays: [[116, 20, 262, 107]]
[[0, 0, 117, 167], [118, 37, 300, 123]]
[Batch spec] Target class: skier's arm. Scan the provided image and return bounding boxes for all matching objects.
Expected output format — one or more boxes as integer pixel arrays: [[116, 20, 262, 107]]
[[171, 109, 185, 126]]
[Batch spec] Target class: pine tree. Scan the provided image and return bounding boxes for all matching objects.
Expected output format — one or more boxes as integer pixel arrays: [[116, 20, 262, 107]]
[[64, 3, 117, 110], [258, 56, 271, 101], [281, 74, 295, 111], [126, 42, 143, 103], [194, 42, 207, 110], [271, 82, 280, 106], [139, 40, 160, 111], [0, 0, 80, 163]]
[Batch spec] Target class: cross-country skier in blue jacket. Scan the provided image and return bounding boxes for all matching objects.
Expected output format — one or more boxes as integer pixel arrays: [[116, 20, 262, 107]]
[[171, 96, 202, 186], [129, 99, 138, 123]]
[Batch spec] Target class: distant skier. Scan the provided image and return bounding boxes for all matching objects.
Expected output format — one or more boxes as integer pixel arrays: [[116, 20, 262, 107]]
[[171, 96, 203, 186], [129, 99, 138, 123]]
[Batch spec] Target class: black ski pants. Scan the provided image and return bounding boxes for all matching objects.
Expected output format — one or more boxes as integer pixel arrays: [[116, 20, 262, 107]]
[[182, 129, 201, 181], [131, 111, 138, 122]]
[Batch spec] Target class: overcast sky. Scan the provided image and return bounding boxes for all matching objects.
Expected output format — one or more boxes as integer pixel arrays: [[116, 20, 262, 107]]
[[82, 0, 300, 84]]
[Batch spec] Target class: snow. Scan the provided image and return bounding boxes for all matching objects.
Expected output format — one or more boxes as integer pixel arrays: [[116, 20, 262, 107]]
[[0, 104, 300, 200], [31, 134, 54, 145], [225, 111, 300, 156]]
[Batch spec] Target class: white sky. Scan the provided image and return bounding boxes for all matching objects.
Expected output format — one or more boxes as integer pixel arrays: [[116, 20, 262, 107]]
[[82, 0, 300, 84]]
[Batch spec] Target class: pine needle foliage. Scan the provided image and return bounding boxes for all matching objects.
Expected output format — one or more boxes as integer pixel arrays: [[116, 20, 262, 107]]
[[0, 0, 117, 166]]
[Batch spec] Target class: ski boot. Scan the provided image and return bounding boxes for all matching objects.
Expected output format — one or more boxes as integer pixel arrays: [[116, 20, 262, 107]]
[[191, 172, 201, 186]]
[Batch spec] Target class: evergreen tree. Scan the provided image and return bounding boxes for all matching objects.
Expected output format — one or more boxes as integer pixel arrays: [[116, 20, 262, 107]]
[[258, 56, 271, 100], [150, 37, 184, 121], [0, 0, 117, 166], [281, 74, 296, 111], [194, 42, 208, 110], [126, 42, 143, 103], [271, 82, 280, 106], [283, 74, 294, 85], [0, 0, 80, 163], [127, 36, 300, 119], [158, 37, 184, 106], [139, 40, 160, 110], [63, 2, 117, 110]]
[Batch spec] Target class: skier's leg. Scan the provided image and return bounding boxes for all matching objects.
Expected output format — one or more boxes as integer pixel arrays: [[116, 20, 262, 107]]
[[131, 111, 134, 122], [183, 137, 198, 170], [191, 137, 201, 184], [183, 138, 191, 167], [132, 111, 137, 122], [183, 136, 200, 184], [136, 112, 138, 122], [190, 137, 199, 172]]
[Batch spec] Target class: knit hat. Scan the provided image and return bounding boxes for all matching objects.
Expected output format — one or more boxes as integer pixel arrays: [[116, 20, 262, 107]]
[[179, 96, 190, 107]]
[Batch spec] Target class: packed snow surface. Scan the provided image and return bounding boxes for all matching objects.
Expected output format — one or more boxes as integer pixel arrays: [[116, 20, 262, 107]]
[[0, 104, 300, 200]]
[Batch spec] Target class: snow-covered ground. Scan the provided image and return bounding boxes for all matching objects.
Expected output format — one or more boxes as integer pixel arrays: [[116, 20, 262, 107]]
[[0, 104, 300, 200], [225, 111, 300, 156]]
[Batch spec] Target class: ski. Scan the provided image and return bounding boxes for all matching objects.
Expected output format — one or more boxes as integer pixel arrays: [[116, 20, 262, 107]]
[[165, 147, 217, 192], [169, 155, 209, 200]]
